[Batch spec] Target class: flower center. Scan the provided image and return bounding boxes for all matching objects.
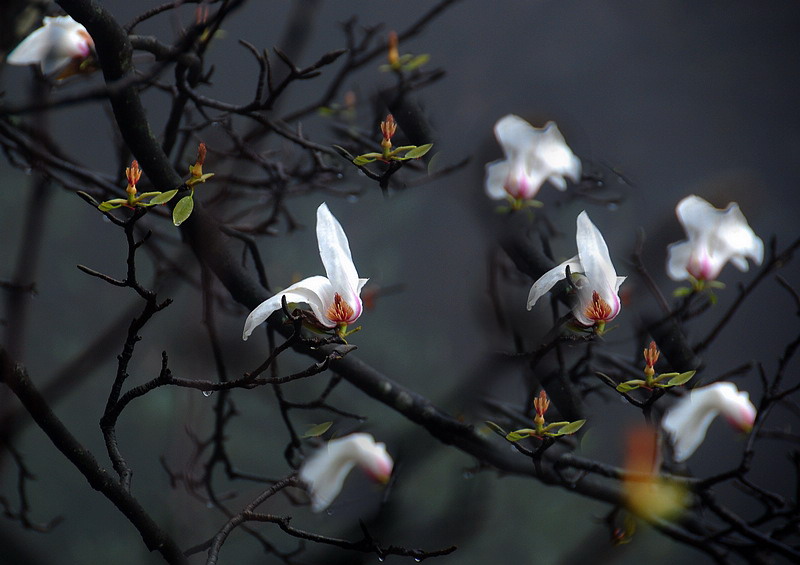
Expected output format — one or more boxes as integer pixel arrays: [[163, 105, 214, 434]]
[[327, 293, 354, 324], [584, 291, 612, 322]]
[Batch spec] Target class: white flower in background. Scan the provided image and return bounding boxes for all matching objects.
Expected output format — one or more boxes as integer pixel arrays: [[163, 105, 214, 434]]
[[527, 211, 626, 331], [667, 195, 763, 282], [662, 382, 757, 462], [7, 16, 94, 77], [299, 433, 394, 513], [242, 203, 368, 340], [485, 115, 581, 205]]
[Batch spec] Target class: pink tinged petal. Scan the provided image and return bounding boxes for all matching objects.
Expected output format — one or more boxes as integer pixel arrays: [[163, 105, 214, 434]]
[[527, 255, 581, 310], [8, 16, 92, 75], [662, 382, 757, 462], [575, 211, 622, 320], [242, 275, 334, 340], [299, 433, 394, 513], [484, 160, 512, 200], [316, 203, 365, 322], [666, 241, 694, 281]]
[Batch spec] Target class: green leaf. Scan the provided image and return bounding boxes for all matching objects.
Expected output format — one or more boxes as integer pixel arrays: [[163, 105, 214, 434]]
[[616, 380, 645, 393], [173, 195, 194, 226], [506, 429, 534, 442], [403, 143, 433, 159], [403, 53, 430, 71], [353, 155, 377, 166], [708, 291, 718, 305], [301, 421, 333, 438], [98, 200, 124, 211], [148, 189, 178, 205], [673, 286, 692, 297], [484, 421, 508, 437], [665, 370, 696, 386], [554, 419, 586, 436]]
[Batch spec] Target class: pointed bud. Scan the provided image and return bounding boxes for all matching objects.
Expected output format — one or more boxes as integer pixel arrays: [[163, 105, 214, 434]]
[[387, 31, 399, 67], [126, 160, 141, 196], [643, 341, 659, 378]]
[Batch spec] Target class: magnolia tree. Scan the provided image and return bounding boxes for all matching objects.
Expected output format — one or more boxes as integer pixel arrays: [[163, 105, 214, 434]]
[[1, 2, 799, 564]]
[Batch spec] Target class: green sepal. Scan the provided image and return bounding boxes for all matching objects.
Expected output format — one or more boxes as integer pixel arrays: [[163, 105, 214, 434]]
[[301, 421, 333, 438], [553, 419, 586, 436], [148, 189, 178, 205], [403, 53, 430, 71], [353, 153, 380, 166], [173, 194, 194, 226], [673, 286, 693, 297], [665, 370, 696, 387]]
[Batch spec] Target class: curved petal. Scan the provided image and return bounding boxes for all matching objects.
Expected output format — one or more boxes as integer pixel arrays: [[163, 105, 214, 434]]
[[666, 240, 693, 281], [575, 211, 620, 313], [710, 203, 764, 272], [317, 204, 362, 312], [242, 276, 334, 340], [484, 160, 512, 200], [8, 16, 91, 75], [494, 114, 537, 159], [527, 255, 581, 310], [536, 121, 582, 185], [675, 195, 718, 243], [299, 433, 393, 513]]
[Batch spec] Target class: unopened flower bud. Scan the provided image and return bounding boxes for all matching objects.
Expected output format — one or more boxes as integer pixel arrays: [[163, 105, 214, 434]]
[[126, 160, 141, 196], [643, 341, 659, 378], [387, 31, 399, 67]]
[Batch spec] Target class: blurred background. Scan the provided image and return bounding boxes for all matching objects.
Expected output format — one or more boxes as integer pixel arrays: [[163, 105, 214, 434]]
[[1, 1, 799, 563]]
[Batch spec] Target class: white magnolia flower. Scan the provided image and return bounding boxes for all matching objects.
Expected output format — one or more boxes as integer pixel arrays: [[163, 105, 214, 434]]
[[667, 195, 764, 282], [299, 433, 394, 513], [662, 382, 757, 462], [7, 16, 94, 77], [527, 211, 626, 329], [243, 203, 367, 340], [485, 115, 581, 203]]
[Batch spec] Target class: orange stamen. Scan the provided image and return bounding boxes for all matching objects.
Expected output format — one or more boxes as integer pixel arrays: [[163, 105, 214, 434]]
[[327, 293, 354, 324], [585, 291, 612, 322]]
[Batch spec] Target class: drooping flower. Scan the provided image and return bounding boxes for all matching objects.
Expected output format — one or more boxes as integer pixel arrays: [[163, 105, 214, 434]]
[[299, 433, 393, 513], [242, 203, 368, 340], [527, 211, 626, 331], [7, 16, 94, 78], [485, 115, 581, 206], [667, 195, 764, 282], [661, 382, 757, 462]]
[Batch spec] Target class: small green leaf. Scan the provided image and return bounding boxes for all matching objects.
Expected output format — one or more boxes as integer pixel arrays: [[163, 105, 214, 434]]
[[707, 280, 726, 289], [353, 153, 380, 167], [484, 420, 508, 437], [148, 189, 178, 205], [98, 200, 124, 211], [708, 291, 718, 305], [555, 419, 586, 436], [665, 370, 696, 386], [403, 53, 430, 71], [173, 195, 194, 226], [403, 143, 433, 159], [301, 421, 333, 438], [673, 286, 692, 297], [506, 429, 534, 442], [616, 380, 645, 393]]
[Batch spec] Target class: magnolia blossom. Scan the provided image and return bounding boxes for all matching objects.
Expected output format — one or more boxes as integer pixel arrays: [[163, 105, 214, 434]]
[[662, 382, 757, 462], [527, 211, 626, 328], [299, 433, 393, 513], [242, 203, 367, 340], [667, 195, 763, 282], [485, 115, 581, 202], [7, 16, 94, 77]]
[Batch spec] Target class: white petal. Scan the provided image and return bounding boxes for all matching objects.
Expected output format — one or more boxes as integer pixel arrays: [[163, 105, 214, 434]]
[[675, 195, 719, 243], [484, 160, 512, 200], [316, 204, 364, 317], [7, 16, 91, 75], [527, 255, 581, 310], [299, 433, 393, 513], [666, 241, 694, 281], [662, 382, 756, 462], [709, 203, 764, 271], [494, 114, 538, 160], [575, 211, 620, 313], [536, 121, 582, 184], [242, 275, 334, 340]]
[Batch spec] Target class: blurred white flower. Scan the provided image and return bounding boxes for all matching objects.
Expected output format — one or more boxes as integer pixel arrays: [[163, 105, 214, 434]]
[[243, 203, 368, 340], [485, 115, 581, 204], [299, 433, 393, 513], [7, 16, 94, 77], [527, 211, 625, 330], [667, 195, 763, 282], [662, 382, 757, 462]]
